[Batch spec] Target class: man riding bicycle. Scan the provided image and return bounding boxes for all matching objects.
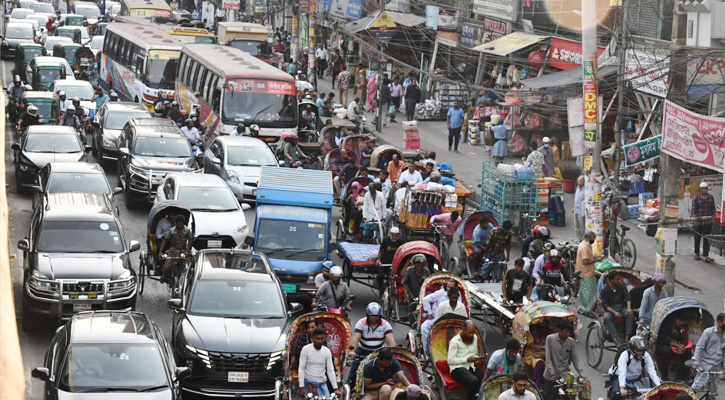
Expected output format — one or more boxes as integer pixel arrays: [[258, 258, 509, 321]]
[[158, 215, 193, 283], [691, 312, 725, 392]]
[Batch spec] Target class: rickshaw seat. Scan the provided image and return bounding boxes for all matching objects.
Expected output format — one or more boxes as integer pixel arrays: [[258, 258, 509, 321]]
[[435, 360, 467, 390], [464, 240, 474, 256]]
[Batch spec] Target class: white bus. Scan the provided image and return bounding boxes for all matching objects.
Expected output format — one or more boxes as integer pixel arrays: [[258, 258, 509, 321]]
[[99, 23, 182, 111], [175, 44, 298, 143]]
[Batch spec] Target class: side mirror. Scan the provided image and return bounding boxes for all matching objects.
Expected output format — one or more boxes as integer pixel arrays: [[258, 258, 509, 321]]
[[31, 185, 42, 193], [31, 367, 50, 381], [12, 143, 20, 151], [241, 203, 251, 211], [167, 298, 183, 310], [128, 240, 141, 253], [119, 147, 129, 156], [113, 187, 122, 196], [175, 366, 192, 380], [288, 302, 303, 315], [209, 156, 221, 165], [18, 238, 30, 251]]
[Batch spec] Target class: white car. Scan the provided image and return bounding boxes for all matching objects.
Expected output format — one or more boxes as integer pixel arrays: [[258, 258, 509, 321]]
[[73, 2, 101, 25], [88, 35, 103, 58], [154, 174, 250, 250], [43, 36, 73, 53], [29, 2, 55, 14], [49, 79, 96, 116]]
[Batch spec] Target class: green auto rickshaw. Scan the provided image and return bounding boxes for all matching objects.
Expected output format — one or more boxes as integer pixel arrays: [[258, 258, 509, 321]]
[[12, 43, 46, 82], [54, 26, 83, 44], [20, 91, 60, 124], [93, 22, 107, 36], [58, 14, 84, 27], [52, 43, 82, 69], [30, 60, 67, 91]]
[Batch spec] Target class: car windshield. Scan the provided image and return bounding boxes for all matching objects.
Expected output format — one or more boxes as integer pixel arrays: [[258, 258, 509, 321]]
[[6, 25, 34, 39], [189, 280, 284, 317], [75, 6, 100, 17], [11, 9, 34, 18], [38, 220, 124, 253], [65, 17, 83, 26], [133, 136, 190, 157], [230, 40, 270, 58], [31, 3, 54, 13], [227, 145, 277, 166], [177, 186, 239, 211], [58, 46, 79, 62], [222, 79, 297, 127], [38, 67, 63, 82], [59, 83, 94, 100], [256, 219, 326, 261], [58, 344, 168, 393], [56, 29, 76, 39], [194, 36, 214, 43], [29, 100, 59, 120], [23, 47, 44, 60], [48, 172, 110, 194], [25, 133, 80, 153], [105, 111, 149, 129], [145, 50, 179, 90]]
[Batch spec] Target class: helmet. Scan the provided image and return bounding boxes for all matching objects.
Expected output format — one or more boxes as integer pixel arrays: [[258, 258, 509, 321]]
[[172, 101, 178, 106], [161, 92, 168, 100], [629, 336, 647, 359], [249, 124, 259, 137], [322, 260, 333, 270], [544, 242, 555, 252], [237, 123, 245, 131], [163, 100, 170, 105], [109, 91, 118, 99], [67, 104, 75, 111], [72, 97, 80, 102], [57, 90, 66, 97], [549, 249, 560, 259], [330, 266, 343, 277], [366, 302, 382, 316], [185, 118, 192, 123], [538, 226, 550, 239], [27, 105, 38, 116], [412, 254, 426, 264], [24, 84, 32, 91]]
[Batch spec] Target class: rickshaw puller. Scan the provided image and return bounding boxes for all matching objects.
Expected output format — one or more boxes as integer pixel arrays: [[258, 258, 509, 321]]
[[158, 215, 193, 283], [298, 326, 341, 399], [691, 312, 725, 391]]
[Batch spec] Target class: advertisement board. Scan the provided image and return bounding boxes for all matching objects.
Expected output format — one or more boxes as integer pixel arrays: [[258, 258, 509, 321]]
[[661, 100, 725, 172]]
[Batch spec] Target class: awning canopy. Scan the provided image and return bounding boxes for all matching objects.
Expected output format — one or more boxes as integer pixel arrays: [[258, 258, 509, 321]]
[[344, 10, 424, 34], [473, 32, 549, 56], [522, 63, 618, 89]]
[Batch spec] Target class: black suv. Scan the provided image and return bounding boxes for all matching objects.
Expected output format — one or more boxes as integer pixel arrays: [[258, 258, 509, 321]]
[[167, 249, 303, 398], [32, 311, 190, 399], [116, 118, 201, 208], [91, 101, 152, 168], [18, 193, 140, 331]]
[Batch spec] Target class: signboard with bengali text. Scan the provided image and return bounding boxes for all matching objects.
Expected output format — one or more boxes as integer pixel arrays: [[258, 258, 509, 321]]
[[623, 136, 662, 167], [661, 100, 725, 172]]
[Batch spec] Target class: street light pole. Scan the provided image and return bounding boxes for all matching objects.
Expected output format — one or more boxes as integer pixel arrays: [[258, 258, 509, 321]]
[[609, 5, 628, 254]]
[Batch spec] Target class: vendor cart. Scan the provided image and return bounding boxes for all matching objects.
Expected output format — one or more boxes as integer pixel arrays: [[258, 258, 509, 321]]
[[479, 161, 538, 237], [398, 181, 472, 244]]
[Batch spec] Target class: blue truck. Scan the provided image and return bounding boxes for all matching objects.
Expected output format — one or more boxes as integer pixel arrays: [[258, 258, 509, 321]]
[[253, 166, 333, 303]]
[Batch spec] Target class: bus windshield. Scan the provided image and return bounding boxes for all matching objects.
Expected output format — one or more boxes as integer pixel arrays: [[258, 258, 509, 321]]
[[229, 40, 270, 58], [222, 79, 297, 127], [145, 50, 179, 90]]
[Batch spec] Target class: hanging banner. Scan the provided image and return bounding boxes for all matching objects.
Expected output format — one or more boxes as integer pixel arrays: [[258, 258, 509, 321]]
[[549, 37, 605, 70], [661, 100, 725, 172], [437, 9, 458, 32], [369, 11, 398, 42], [472, 0, 519, 22], [425, 5, 438, 30], [254, 0, 264, 13], [623, 135, 662, 167], [324, 0, 364, 20], [625, 37, 671, 98]]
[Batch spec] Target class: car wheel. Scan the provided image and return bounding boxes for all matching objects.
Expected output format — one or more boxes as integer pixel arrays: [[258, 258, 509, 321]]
[[91, 134, 99, 159], [22, 292, 40, 332]]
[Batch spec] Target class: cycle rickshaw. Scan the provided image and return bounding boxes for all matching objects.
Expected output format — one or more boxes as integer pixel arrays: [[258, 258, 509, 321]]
[[137, 200, 193, 295], [382, 241, 442, 322], [336, 176, 377, 243], [429, 314, 486, 400], [512, 301, 578, 388], [639, 382, 699, 400], [340, 134, 374, 163], [584, 267, 645, 368], [406, 273, 469, 359], [369, 144, 403, 172], [449, 210, 500, 279], [478, 374, 543, 400], [275, 311, 352, 400], [353, 347, 431, 399], [321, 119, 359, 153]]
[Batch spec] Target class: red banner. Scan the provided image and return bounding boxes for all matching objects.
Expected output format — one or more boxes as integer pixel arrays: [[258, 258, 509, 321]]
[[226, 80, 296, 95], [661, 100, 725, 172], [549, 37, 605, 70]]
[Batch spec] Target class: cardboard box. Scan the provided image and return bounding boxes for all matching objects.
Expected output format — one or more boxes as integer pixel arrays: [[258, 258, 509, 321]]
[[561, 141, 572, 160]]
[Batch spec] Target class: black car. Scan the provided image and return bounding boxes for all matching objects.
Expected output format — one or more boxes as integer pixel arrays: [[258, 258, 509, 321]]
[[32, 162, 122, 211], [91, 102, 152, 167], [12, 125, 90, 194], [1, 21, 36, 59], [117, 118, 202, 208], [31, 311, 190, 399], [167, 249, 303, 398], [18, 193, 140, 331]]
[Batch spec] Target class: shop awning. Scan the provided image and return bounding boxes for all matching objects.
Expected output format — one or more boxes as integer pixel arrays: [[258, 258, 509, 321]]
[[344, 10, 424, 33], [473, 32, 549, 56], [522, 63, 618, 89], [345, 17, 375, 33]]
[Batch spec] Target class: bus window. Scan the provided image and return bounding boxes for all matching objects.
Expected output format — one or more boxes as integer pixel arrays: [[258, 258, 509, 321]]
[[221, 80, 297, 126], [145, 50, 179, 90]]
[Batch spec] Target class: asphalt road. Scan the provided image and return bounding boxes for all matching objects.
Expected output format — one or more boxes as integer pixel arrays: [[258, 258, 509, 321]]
[[7, 59, 725, 400]]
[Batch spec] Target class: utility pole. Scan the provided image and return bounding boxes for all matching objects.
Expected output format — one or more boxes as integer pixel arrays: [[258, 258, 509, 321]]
[[309, 0, 317, 90], [657, 4, 687, 297], [581, 0, 604, 253], [609, 5, 628, 253], [375, 0, 385, 133]]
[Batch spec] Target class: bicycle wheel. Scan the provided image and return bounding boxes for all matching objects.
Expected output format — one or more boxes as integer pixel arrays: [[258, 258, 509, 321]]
[[617, 238, 637, 269]]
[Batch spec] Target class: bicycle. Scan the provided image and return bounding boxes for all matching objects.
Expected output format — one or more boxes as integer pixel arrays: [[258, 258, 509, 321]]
[[160, 252, 188, 297], [558, 241, 578, 297], [689, 362, 724, 400], [432, 223, 450, 271], [608, 225, 637, 269]]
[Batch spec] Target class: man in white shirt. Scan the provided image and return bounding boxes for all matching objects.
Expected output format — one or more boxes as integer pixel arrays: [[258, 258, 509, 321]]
[[181, 119, 200, 142], [298, 327, 340, 398], [498, 372, 538, 400], [376, 171, 392, 203], [347, 97, 362, 121], [398, 163, 423, 186], [435, 287, 468, 319], [362, 183, 391, 226], [315, 44, 329, 79], [394, 182, 408, 217], [613, 336, 661, 399], [58, 91, 71, 113], [420, 280, 458, 354]]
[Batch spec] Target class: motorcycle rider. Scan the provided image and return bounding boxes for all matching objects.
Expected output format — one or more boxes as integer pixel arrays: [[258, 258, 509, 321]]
[[58, 90, 71, 113], [16, 104, 41, 132], [347, 302, 396, 384], [249, 124, 260, 137], [181, 118, 201, 143], [527, 226, 551, 260], [610, 336, 661, 400], [109, 90, 119, 102], [283, 134, 309, 167], [71, 97, 86, 119], [168, 101, 181, 122], [8, 75, 26, 121], [154, 92, 169, 115], [59, 104, 85, 142], [231, 123, 245, 136], [315, 265, 352, 311], [314, 260, 334, 289], [533, 249, 568, 301], [532, 242, 555, 281]]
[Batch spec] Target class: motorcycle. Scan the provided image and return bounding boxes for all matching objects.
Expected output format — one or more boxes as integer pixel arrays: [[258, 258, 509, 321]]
[[313, 294, 356, 319], [189, 139, 205, 166], [538, 281, 572, 305]]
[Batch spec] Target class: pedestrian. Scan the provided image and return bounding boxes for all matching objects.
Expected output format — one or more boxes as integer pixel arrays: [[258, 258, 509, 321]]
[[523, 142, 545, 178], [388, 78, 403, 122], [447, 101, 465, 152], [380, 74, 391, 127], [331, 52, 344, 89], [338, 69, 352, 106], [356, 69, 366, 107], [315, 44, 328, 78], [692, 182, 715, 263], [316, 92, 326, 116], [491, 117, 508, 163], [404, 78, 421, 121], [638, 273, 668, 329], [575, 231, 603, 316], [573, 176, 586, 241], [538, 137, 555, 177], [543, 321, 582, 400], [215, 6, 225, 26], [366, 72, 378, 111]]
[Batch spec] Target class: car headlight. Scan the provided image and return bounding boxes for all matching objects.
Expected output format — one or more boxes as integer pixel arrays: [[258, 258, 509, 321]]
[[233, 222, 248, 234], [184, 344, 211, 369], [30, 270, 59, 292], [19, 162, 37, 172], [227, 170, 240, 184], [102, 136, 115, 148]]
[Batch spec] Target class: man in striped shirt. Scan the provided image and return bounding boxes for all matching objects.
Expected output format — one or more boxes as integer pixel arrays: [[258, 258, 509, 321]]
[[347, 302, 396, 384]]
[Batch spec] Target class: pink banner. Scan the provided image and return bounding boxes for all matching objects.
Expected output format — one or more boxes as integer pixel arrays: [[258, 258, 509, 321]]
[[661, 100, 725, 172]]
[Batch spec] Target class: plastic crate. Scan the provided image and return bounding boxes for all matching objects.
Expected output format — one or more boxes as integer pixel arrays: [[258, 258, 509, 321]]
[[627, 204, 640, 218], [480, 161, 539, 227]]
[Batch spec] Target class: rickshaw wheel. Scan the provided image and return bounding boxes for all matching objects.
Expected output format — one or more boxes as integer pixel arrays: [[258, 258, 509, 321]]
[[342, 260, 352, 286], [449, 257, 461, 277], [382, 285, 392, 320], [586, 324, 604, 368], [137, 251, 146, 294]]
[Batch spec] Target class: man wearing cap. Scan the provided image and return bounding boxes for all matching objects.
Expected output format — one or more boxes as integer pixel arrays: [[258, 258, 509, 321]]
[[576, 231, 604, 316], [315, 260, 334, 289], [491, 117, 508, 165], [538, 137, 555, 177], [392, 383, 431, 400], [377, 227, 404, 289], [638, 273, 668, 329], [691, 182, 716, 263]]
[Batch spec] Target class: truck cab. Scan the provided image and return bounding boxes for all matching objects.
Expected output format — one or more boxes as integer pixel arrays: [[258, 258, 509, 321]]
[[252, 167, 333, 304], [217, 22, 272, 63]]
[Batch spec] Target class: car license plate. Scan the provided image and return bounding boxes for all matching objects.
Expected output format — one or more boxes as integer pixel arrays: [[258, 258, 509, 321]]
[[73, 303, 92, 312], [208, 240, 222, 248], [227, 371, 249, 383], [282, 284, 297, 294]]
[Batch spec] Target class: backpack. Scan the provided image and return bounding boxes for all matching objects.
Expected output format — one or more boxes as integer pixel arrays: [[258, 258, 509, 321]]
[[606, 349, 647, 388]]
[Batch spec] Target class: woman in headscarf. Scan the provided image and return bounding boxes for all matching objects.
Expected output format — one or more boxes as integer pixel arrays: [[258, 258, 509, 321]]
[[346, 181, 363, 234], [366, 71, 379, 111]]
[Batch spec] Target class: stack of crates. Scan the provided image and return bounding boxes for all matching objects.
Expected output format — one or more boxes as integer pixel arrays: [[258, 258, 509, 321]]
[[629, 181, 646, 195], [480, 162, 538, 228]]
